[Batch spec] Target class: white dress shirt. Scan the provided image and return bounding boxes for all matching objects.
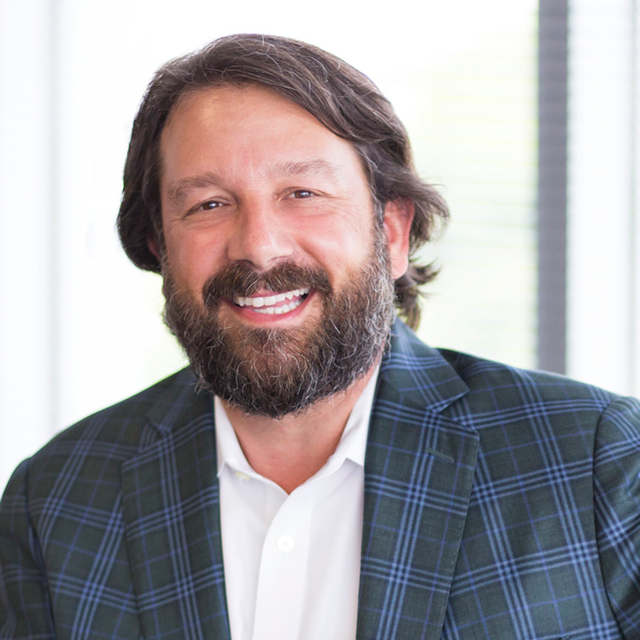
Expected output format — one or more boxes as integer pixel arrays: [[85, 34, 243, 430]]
[[215, 367, 379, 640]]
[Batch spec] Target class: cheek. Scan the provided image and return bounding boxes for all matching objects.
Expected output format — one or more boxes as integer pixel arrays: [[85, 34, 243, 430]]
[[298, 217, 373, 267], [163, 230, 223, 294]]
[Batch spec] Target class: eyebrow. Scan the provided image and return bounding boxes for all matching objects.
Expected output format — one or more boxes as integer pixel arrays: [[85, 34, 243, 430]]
[[165, 159, 342, 204], [267, 159, 342, 180], [165, 172, 224, 203]]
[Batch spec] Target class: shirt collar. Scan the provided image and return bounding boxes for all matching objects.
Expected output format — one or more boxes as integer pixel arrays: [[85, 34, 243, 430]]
[[215, 365, 380, 480]]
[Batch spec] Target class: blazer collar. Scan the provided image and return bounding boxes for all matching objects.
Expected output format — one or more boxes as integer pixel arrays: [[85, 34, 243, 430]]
[[379, 319, 469, 412], [358, 320, 479, 640], [120, 371, 232, 640]]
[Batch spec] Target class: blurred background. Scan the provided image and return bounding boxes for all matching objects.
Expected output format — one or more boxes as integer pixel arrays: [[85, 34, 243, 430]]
[[0, 0, 638, 491]]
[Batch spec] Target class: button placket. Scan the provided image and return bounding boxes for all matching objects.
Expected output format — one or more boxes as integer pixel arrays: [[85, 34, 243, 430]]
[[252, 490, 313, 640], [276, 534, 295, 553]]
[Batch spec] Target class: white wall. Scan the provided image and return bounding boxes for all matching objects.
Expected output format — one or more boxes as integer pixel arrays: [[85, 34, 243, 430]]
[[567, 0, 640, 394], [0, 0, 58, 491]]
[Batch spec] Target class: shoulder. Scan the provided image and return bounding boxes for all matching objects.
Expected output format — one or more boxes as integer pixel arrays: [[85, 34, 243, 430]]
[[443, 348, 640, 435], [431, 341, 640, 461], [440, 346, 617, 407], [387, 319, 639, 435], [16, 367, 201, 490], [47, 367, 197, 445]]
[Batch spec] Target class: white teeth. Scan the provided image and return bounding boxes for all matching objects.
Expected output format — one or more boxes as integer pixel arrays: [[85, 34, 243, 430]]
[[234, 288, 309, 310], [252, 299, 303, 315]]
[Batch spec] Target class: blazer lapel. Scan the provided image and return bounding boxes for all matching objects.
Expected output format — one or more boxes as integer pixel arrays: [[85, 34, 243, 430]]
[[120, 372, 231, 640], [357, 322, 479, 640]]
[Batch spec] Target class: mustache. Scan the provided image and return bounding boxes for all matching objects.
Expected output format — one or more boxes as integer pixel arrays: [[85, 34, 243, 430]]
[[202, 260, 333, 308]]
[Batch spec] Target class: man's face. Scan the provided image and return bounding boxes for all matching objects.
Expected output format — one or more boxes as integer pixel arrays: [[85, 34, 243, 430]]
[[154, 85, 412, 416]]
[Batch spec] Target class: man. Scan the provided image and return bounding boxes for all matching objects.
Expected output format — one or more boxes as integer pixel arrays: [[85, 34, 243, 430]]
[[1, 34, 639, 640]]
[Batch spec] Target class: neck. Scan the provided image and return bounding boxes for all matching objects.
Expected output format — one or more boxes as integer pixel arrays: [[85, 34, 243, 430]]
[[222, 364, 378, 494]]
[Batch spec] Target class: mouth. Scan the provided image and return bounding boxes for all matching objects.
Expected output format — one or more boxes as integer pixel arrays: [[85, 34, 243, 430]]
[[233, 288, 310, 315]]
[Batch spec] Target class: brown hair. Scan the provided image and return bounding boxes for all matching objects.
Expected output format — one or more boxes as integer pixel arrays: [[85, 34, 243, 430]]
[[117, 33, 449, 329]]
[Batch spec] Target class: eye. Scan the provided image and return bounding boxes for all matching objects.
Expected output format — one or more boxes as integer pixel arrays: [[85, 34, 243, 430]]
[[290, 189, 315, 199], [200, 200, 224, 210], [188, 199, 226, 215]]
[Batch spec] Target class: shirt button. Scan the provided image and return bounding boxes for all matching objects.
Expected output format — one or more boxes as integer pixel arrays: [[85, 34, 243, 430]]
[[277, 535, 295, 553]]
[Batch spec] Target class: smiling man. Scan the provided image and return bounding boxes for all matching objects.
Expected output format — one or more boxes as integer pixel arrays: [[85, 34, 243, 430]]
[[157, 84, 404, 434], [1, 34, 640, 640]]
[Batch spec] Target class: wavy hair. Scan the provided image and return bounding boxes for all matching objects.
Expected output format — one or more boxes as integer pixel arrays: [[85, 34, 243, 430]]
[[117, 33, 449, 329]]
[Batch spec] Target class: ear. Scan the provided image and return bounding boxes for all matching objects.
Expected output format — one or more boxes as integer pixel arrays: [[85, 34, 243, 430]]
[[383, 199, 414, 279], [147, 233, 161, 261]]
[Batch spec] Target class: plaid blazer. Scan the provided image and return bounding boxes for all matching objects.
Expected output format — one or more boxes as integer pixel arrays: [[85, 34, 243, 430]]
[[1, 320, 639, 639]]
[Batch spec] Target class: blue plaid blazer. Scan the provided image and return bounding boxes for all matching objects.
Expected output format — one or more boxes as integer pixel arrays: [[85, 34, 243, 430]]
[[1, 320, 640, 639]]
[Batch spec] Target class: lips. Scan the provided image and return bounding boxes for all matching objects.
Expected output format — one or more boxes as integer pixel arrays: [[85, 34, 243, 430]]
[[233, 288, 310, 315], [202, 261, 331, 315]]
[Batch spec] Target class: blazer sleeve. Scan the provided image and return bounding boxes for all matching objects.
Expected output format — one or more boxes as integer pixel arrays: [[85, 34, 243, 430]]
[[0, 459, 56, 639], [594, 396, 640, 638]]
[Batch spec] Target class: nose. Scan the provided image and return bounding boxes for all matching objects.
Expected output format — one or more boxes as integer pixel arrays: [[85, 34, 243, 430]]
[[226, 199, 295, 270]]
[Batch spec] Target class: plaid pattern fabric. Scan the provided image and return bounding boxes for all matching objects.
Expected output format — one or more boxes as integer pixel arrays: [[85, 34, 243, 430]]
[[1, 319, 639, 639]]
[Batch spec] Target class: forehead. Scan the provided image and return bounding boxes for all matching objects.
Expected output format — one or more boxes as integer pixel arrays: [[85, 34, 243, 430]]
[[159, 84, 368, 183]]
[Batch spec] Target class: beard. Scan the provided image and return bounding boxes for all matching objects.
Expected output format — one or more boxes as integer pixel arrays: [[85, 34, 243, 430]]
[[162, 226, 396, 418]]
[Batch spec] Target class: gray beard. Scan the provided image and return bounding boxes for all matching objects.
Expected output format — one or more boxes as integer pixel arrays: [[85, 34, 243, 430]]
[[162, 227, 396, 418]]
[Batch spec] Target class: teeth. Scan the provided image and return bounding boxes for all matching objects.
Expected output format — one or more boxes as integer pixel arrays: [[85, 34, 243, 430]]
[[252, 299, 303, 315], [234, 288, 309, 310]]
